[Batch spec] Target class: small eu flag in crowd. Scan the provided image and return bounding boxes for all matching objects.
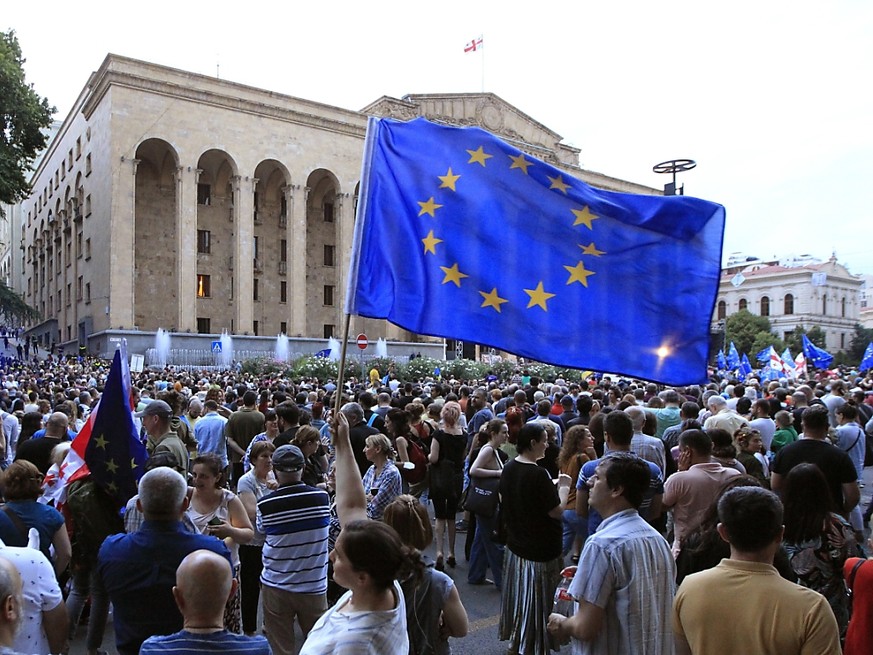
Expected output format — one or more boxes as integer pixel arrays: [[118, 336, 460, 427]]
[[802, 334, 834, 369], [346, 117, 725, 385]]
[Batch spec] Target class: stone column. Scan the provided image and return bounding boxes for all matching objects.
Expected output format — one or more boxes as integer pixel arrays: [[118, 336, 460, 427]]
[[336, 191, 352, 334], [288, 184, 307, 336], [176, 166, 198, 332], [109, 157, 138, 329], [233, 175, 254, 334]]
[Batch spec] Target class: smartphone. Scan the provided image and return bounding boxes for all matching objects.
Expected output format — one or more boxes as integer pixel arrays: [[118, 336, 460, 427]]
[[207, 516, 223, 526]]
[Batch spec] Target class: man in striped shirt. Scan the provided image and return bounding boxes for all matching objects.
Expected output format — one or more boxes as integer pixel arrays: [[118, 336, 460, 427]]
[[257, 445, 330, 655]]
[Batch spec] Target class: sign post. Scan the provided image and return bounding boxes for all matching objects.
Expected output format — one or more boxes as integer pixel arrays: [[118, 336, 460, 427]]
[[356, 334, 368, 381]]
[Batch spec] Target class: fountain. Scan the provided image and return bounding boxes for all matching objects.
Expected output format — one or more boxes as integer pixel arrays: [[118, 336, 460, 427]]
[[274, 334, 289, 362], [219, 330, 234, 368], [155, 328, 171, 368], [375, 338, 388, 358], [327, 337, 341, 361]]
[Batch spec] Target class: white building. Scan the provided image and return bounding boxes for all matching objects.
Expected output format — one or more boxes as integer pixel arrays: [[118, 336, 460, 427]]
[[713, 254, 863, 352]]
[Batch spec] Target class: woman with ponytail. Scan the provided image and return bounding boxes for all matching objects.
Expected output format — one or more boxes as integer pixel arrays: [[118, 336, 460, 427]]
[[384, 495, 469, 655]]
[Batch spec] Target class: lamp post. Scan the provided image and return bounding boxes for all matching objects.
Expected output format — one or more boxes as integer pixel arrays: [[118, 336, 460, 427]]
[[653, 159, 697, 196]]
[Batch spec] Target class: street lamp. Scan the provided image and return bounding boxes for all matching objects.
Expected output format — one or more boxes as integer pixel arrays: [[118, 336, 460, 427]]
[[653, 159, 697, 196]]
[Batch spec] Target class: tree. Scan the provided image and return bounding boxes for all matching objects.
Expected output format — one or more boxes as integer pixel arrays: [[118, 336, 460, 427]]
[[724, 309, 775, 357], [0, 281, 38, 324], [848, 324, 873, 364], [0, 29, 54, 207]]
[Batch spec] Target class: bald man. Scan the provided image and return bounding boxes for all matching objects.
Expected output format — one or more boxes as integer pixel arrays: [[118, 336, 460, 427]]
[[140, 550, 270, 655], [15, 411, 69, 474], [0, 556, 23, 651]]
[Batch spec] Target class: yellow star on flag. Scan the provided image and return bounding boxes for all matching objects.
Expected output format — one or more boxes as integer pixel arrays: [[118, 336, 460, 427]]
[[479, 288, 509, 313], [564, 261, 596, 287], [131, 458, 138, 469], [106, 459, 119, 474], [94, 434, 108, 449], [438, 168, 461, 191], [418, 197, 443, 217], [440, 263, 469, 287], [466, 146, 493, 167], [508, 154, 532, 174], [107, 481, 117, 494], [571, 206, 598, 229], [421, 230, 443, 255], [547, 175, 571, 194], [579, 242, 605, 257], [524, 281, 556, 311]]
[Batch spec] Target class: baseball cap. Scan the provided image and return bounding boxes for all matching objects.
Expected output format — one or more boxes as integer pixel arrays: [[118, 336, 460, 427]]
[[272, 445, 305, 472], [134, 399, 173, 418]]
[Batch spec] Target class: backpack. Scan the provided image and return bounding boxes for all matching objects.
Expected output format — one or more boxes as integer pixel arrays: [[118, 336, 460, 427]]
[[402, 436, 429, 485], [66, 478, 124, 564]]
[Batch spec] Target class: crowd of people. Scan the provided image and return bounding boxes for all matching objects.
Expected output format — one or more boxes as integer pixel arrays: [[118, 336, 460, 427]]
[[0, 338, 871, 654]]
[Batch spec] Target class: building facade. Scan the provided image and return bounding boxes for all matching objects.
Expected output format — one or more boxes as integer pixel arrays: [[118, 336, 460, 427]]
[[16, 55, 659, 352], [712, 255, 864, 352]]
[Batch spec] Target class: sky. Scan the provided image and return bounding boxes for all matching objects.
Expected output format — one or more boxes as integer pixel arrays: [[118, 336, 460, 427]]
[[6, 0, 872, 275]]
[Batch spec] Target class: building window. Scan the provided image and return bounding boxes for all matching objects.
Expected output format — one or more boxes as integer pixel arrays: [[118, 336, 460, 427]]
[[85, 238, 91, 260], [323, 202, 334, 223], [253, 278, 259, 302], [717, 300, 726, 320], [280, 321, 287, 334], [253, 236, 260, 261], [66, 283, 72, 306], [85, 194, 91, 216], [323, 324, 334, 338], [76, 137, 81, 159], [197, 230, 211, 254], [253, 192, 260, 223], [197, 317, 211, 334], [323, 285, 334, 306], [760, 296, 770, 317], [738, 298, 747, 311], [280, 281, 287, 303], [77, 276, 83, 300], [822, 295, 827, 315], [85, 154, 92, 176], [76, 232, 83, 258], [253, 320, 259, 336], [784, 293, 794, 315], [197, 184, 211, 205], [841, 333, 846, 349], [85, 282, 90, 304], [324, 244, 335, 267], [280, 195, 287, 224], [197, 274, 211, 298], [280, 239, 287, 263], [841, 297, 846, 318], [65, 241, 71, 266]]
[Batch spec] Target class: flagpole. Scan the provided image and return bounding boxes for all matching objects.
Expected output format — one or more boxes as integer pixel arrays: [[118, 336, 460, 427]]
[[334, 312, 352, 416], [481, 33, 485, 92]]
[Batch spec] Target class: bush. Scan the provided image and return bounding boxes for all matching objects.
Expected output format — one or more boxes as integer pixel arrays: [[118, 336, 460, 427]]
[[401, 356, 444, 381]]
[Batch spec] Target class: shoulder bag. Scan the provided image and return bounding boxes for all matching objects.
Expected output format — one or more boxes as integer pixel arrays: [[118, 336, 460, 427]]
[[463, 447, 504, 518]]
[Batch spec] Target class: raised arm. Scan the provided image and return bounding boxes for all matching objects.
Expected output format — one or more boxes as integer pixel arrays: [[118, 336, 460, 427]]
[[332, 411, 368, 525]]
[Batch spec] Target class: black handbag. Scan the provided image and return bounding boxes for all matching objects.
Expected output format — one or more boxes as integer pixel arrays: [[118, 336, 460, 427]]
[[463, 447, 504, 518]]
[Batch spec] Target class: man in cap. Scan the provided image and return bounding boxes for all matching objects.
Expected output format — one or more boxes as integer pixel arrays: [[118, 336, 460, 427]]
[[257, 444, 330, 655], [136, 400, 188, 474]]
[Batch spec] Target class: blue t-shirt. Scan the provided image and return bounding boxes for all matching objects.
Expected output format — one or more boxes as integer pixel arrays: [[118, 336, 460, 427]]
[[140, 630, 271, 655], [576, 455, 664, 536], [0, 500, 64, 560]]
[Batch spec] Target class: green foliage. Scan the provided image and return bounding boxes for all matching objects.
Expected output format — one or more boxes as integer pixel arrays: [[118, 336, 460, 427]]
[[0, 280, 38, 324], [363, 357, 394, 378], [0, 30, 55, 206], [848, 324, 873, 365], [725, 309, 774, 357], [292, 355, 338, 382], [239, 356, 291, 377], [402, 356, 444, 381]]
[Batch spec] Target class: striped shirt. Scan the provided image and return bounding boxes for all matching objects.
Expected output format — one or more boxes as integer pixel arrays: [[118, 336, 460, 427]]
[[140, 630, 271, 655], [257, 482, 330, 594], [570, 509, 675, 655]]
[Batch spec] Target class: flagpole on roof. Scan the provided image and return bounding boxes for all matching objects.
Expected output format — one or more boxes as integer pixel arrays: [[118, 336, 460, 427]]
[[481, 33, 485, 92]]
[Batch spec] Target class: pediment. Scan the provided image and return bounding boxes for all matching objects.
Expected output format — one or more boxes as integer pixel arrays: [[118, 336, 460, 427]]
[[361, 92, 581, 169]]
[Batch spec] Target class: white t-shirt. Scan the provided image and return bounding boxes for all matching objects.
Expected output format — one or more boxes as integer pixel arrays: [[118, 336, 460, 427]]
[[0, 544, 63, 655], [299, 581, 408, 655]]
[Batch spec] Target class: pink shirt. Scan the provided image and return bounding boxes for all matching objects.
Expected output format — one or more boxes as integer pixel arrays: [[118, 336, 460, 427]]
[[663, 462, 739, 555]]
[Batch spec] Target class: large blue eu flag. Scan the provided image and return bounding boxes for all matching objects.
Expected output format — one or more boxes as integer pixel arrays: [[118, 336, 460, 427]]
[[346, 118, 725, 385]]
